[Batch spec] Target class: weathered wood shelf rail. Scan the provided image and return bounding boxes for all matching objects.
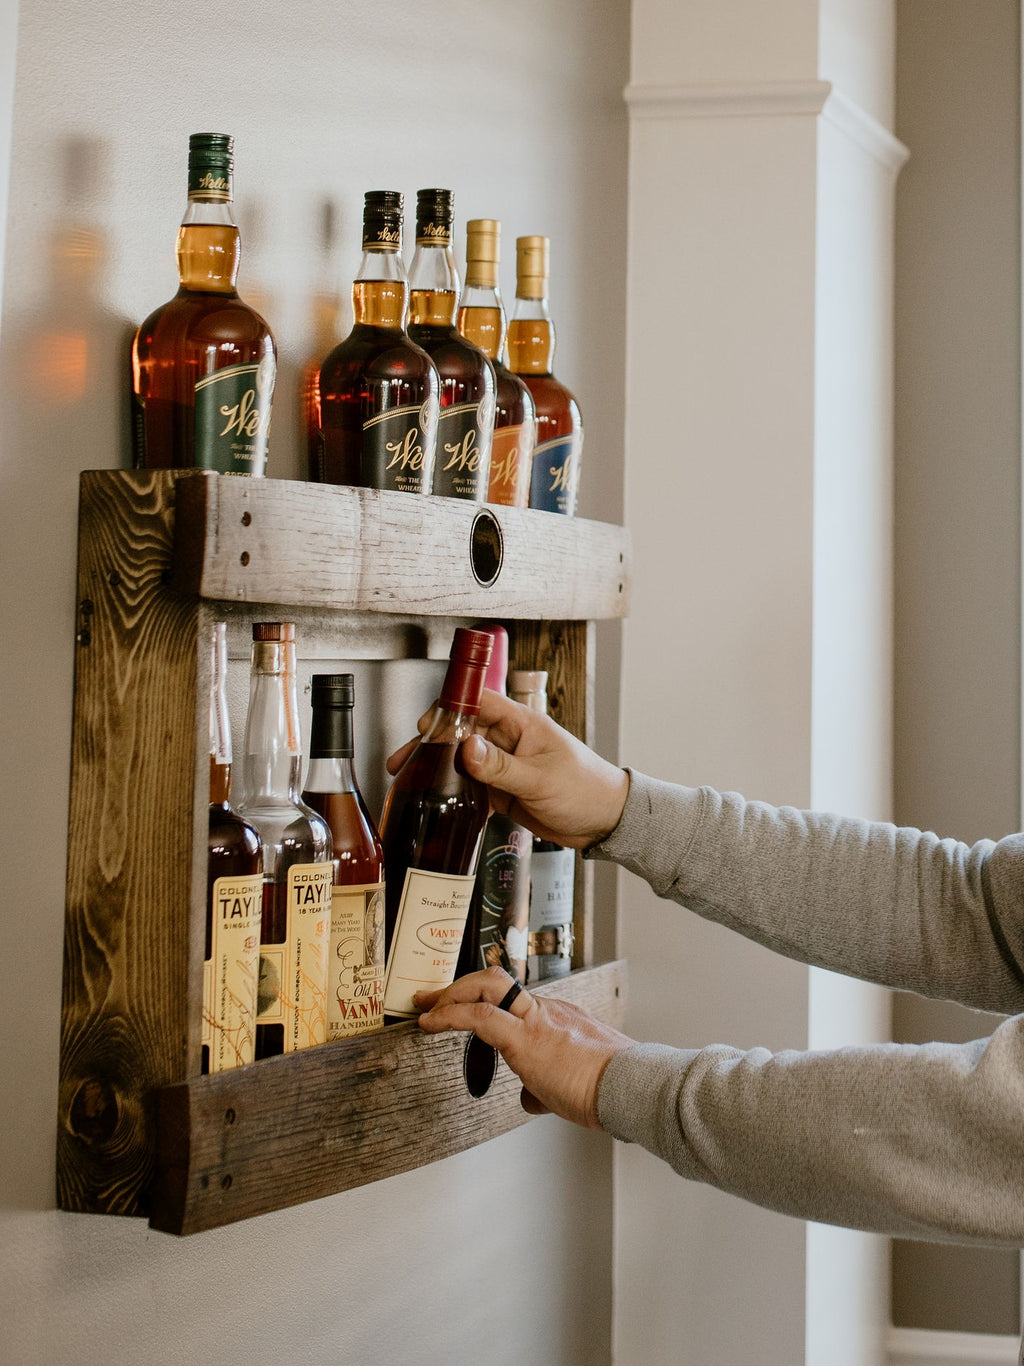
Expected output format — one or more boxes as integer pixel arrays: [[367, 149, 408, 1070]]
[[59, 470, 631, 1236]]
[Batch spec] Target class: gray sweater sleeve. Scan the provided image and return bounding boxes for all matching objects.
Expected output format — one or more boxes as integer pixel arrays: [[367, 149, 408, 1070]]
[[589, 771, 1024, 1243]]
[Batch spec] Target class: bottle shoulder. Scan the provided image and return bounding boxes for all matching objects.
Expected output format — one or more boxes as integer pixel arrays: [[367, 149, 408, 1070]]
[[135, 290, 275, 352], [321, 327, 439, 384]]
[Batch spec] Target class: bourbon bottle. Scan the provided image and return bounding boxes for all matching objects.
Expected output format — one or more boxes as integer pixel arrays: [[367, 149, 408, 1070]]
[[203, 622, 262, 1074], [407, 189, 495, 501], [131, 133, 276, 474], [507, 236, 583, 516], [457, 219, 535, 508], [315, 190, 439, 493]]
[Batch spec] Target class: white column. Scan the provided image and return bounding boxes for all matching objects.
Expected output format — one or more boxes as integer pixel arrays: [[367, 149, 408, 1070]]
[[618, 4, 903, 1363]]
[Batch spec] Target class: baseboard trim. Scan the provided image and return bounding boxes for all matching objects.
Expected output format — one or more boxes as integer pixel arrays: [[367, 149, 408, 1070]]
[[888, 1327, 1020, 1365]]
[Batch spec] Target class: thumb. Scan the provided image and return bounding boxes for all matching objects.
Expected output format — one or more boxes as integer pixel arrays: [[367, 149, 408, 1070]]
[[462, 732, 526, 798]]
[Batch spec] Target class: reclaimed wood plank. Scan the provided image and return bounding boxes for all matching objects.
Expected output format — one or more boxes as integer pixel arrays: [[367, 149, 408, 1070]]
[[169, 471, 631, 620], [150, 960, 626, 1235]]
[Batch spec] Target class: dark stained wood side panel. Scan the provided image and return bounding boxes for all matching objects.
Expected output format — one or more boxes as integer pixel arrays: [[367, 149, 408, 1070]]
[[150, 960, 626, 1235], [59, 471, 204, 1217]]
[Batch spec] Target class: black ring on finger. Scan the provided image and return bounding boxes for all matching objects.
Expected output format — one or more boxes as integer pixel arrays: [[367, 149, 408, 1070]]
[[498, 980, 524, 1012]]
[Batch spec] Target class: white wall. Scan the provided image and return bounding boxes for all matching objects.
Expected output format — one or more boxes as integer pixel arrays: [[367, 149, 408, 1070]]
[[0, 2, 628, 1362]]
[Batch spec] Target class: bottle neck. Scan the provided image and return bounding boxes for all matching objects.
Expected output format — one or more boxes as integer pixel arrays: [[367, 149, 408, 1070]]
[[420, 702, 480, 747], [507, 294, 554, 375], [209, 622, 233, 803], [352, 247, 408, 328], [210, 756, 232, 805], [241, 641, 303, 804], [308, 702, 354, 760], [303, 755, 360, 794], [177, 199, 240, 293], [408, 241, 458, 327], [457, 282, 505, 360]]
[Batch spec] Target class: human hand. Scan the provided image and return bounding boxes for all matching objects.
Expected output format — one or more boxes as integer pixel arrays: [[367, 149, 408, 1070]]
[[387, 688, 630, 850], [414, 966, 634, 1129]]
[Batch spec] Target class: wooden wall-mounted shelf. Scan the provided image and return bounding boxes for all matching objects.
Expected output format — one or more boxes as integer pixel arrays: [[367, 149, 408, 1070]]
[[59, 470, 631, 1235]]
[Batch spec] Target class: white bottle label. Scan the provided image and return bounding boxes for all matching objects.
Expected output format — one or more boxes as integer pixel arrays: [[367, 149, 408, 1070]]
[[328, 881, 385, 1039], [383, 867, 476, 1018], [529, 846, 575, 930], [256, 861, 332, 1051], [202, 872, 262, 1072]]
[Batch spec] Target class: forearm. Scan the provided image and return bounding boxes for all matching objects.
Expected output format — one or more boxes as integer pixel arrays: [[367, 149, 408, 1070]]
[[590, 772, 1024, 1012], [597, 1020, 1024, 1245]]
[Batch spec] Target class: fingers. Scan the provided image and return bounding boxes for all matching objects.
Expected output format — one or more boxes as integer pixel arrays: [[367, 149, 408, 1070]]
[[385, 735, 420, 775]]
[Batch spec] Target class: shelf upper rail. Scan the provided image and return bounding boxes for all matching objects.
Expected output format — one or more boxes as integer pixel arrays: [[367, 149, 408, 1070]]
[[168, 470, 631, 620]]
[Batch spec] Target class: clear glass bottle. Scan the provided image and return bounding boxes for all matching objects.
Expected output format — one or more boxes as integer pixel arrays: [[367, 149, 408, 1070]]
[[315, 190, 439, 493], [456, 626, 531, 982], [131, 132, 276, 474], [509, 669, 576, 980], [302, 674, 385, 1040], [204, 622, 262, 1074], [379, 628, 494, 1019], [407, 189, 495, 501], [457, 218, 535, 508], [236, 622, 333, 1058], [506, 235, 583, 516]]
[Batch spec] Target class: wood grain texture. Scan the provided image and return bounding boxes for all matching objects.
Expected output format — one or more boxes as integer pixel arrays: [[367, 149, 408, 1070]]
[[60, 471, 205, 1216], [170, 471, 631, 620], [150, 960, 626, 1235]]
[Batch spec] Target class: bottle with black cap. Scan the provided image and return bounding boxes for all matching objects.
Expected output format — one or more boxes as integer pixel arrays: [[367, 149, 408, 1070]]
[[407, 188, 495, 501], [302, 674, 385, 1039], [316, 190, 439, 493], [132, 132, 277, 474], [379, 627, 494, 1019]]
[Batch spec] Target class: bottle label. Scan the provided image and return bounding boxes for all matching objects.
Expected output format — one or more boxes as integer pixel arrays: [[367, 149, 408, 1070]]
[[202, 872, 263, 1072], [432, 395, 495, 500], [471, 821, 531, 981], [383, 867, 476, 1018], [256, 861, 332, 1051], [362, 396, 438, 494], [194, 356, 275, 475], [486, 421, 533, 507], [529, 845, 575, 929], [328, 881, 385, 1039], [529, 431, 581, 516]]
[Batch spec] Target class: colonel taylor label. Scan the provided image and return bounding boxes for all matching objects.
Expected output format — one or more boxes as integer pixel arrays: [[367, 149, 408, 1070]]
[[256, 861, 332, 1052], [193, 354, 275, 474], [202, 872, 262, 1072]]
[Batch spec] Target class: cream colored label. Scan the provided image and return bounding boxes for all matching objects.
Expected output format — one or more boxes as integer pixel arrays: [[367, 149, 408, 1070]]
[[256, 862, 332, 1051], [328, 882, 385, 1039], [202, 872, 262, 1072], [382, 867, 475, 1018]]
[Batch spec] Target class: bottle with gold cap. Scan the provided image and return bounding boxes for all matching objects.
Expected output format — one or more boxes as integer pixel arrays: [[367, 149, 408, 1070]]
[[316, 190, 439, 494], [407, 189, 495, 501], [457, 219, 535, 508], [507, 236, 583, 516], [236, 622, 333, 1059]]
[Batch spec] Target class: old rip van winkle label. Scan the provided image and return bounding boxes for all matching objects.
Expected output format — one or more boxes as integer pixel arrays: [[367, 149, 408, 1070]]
[[361, 394, 439, 494], [256, 861, 332, 1051], [433, 393, 495, 500], [382, 867, 476, 1018], [194, 352, 275, 475], [328, 881, 385, 1039], [529, 430, 582, 516], [203, 872, 262, 1072]]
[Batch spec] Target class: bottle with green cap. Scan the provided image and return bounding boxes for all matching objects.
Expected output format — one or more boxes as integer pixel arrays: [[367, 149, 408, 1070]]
[[131, 132, 277, 474]]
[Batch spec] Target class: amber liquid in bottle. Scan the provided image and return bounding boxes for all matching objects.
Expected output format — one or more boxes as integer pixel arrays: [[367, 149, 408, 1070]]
[[132, 136, 276, 474], [379, 628, 493, 1019], [459, 302, 535, 509]]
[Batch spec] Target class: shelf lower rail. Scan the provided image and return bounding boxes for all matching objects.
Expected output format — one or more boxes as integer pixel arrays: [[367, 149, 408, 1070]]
[[151, 959, 626, 1236]]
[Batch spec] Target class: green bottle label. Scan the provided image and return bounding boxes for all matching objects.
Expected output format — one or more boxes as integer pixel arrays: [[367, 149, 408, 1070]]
[[432, 395, 495, 501], [194, 357, 274, 475], [361, 396, 438, 494]]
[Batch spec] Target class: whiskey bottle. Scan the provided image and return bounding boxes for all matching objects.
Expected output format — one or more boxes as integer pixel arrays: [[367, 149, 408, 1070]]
[[509, 670, 575, 980], [407, 189, 495, 501], [379, 628, 494, 1019], [507, 236, 583, 516], [131, 133, 276, 474], [236, 623, 333, 1058], [203, 622, 262, 1074], [302, 675, 385, 1040], [315, 190, 439, 493], [457, 219, 535, 508], [456, 626, 532, 982]]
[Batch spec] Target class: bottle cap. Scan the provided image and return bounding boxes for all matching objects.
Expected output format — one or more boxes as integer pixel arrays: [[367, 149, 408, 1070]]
[[439, 627, 494, 715], [478, 625, 509, 695], [252, 622, 295, 642], [416, 187, 454, 245], [515, 235, 549, 300], [310, 673, 355, 706], [188, 133, 233, 202], [465, 218, 499, 288], [363, 190, 403, 252]]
